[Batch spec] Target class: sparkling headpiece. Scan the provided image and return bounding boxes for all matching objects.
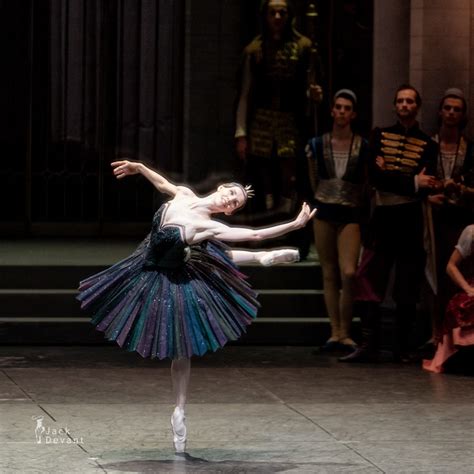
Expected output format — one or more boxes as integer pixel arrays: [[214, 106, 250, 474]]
[[244, 184, 255, 199], [222, 182, 254, 212]]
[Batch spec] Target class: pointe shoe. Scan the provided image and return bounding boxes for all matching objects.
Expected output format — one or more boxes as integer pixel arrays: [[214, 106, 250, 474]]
[[171, 406, 187, 453], [260, 249, 300, 266]]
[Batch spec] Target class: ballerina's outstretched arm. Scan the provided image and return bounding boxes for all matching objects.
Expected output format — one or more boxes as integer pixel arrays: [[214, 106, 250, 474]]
[[111, 160, 179, 197], [192, 203, 316, 243]]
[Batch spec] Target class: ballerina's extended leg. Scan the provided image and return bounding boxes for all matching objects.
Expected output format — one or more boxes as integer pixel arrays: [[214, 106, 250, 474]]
[[170, 358, 190, 453], [228, 249, 299, 266]]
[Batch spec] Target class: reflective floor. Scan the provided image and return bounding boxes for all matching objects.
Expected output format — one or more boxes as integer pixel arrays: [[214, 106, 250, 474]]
[[0, 345, 473, 473]]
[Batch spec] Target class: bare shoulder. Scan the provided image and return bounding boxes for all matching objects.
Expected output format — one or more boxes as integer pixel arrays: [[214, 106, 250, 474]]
[[175, 185, 196, 197]]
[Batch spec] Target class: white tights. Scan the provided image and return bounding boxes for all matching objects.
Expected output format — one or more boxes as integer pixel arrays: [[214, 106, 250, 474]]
[[171, 358, 191, 410]]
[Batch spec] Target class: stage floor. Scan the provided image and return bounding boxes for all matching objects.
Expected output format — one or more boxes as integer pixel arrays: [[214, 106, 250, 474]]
[[0, 346, 473, 473]]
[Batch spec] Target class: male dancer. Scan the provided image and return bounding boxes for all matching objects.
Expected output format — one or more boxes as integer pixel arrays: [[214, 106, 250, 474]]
[[307, 89, 369, 351], [425, 88, 474, 347], [341, 84, 438, 362]]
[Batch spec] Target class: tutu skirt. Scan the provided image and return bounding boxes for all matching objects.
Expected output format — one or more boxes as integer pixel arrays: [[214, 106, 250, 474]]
[[77, 233, 260, 360]]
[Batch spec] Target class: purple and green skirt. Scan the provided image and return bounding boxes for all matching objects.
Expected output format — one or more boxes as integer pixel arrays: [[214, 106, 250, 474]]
[[77, 237, 259, 360]]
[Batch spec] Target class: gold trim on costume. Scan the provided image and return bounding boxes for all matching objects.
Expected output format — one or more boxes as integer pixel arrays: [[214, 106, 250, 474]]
[[381, 148, 421, 160], [385, 164, 413, 174], [381, 139, 401, 148], [382, 132, 404, 140], [406, 137, 427, 146], [249, 108, 298, 157], [351, 134, 363, 158], [381, 146, 400, 155], [401, 150, 421, 160], [404, 143, 424, 152], [384, 156, 418, 167]]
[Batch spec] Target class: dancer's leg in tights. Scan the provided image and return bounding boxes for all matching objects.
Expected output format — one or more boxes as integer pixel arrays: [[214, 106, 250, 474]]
[[337, 223, 360, 346], [168, 248, 299, 453], [171, 358, 191, 409], [228, 249, 299, 266], [314, 219, 340, 342]]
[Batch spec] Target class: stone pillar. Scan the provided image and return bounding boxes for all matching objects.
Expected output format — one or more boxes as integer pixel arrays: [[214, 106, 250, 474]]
[[410, 0, 471, 134], [372, 0, 411, 127]]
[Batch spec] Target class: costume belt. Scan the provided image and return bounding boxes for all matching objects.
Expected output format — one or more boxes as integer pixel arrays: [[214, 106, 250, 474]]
[[315, 179, 362, 207]]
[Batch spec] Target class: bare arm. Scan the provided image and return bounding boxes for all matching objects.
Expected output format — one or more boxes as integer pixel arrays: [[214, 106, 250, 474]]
[[111, 160, 178, 197], [446, 249, 474, 296], [195, 203, 316, 243]]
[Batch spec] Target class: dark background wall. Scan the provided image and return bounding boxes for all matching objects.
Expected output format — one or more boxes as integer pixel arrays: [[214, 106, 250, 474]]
[[0, 0, 373, 236], [0, 0, 184, 235]]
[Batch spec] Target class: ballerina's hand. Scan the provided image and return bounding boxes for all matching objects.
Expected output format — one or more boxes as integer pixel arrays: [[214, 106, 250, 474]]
[[111, 160, 140, 179], [465, 286, 474, 297], [294, 202, 317, 229]]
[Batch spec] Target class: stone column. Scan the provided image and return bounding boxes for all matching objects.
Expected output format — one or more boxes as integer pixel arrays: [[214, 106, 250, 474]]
[[372, 0, 411, 127]]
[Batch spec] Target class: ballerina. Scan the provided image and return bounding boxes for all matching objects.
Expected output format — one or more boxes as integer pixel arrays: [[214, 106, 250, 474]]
[[77, 159, 315, 452]]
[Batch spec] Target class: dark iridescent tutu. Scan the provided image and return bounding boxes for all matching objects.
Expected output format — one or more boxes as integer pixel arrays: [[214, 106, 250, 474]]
[[77, 205, 260, 359]]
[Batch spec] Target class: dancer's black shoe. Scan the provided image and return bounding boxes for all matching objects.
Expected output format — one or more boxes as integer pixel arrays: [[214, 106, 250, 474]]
[[338, 347, 379, 363]]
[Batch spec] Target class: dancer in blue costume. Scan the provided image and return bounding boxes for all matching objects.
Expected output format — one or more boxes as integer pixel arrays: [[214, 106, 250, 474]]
[[77, 159, 315, 452]]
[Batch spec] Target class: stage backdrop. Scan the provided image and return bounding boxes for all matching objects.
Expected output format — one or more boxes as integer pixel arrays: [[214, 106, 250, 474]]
[[1, 0, 184, 235], [0, 0, 373, 236]]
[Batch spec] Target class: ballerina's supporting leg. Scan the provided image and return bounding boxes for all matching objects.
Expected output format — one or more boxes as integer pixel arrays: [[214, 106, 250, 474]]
[[171, 358, 190, 408], [170, 358, 191, 452]]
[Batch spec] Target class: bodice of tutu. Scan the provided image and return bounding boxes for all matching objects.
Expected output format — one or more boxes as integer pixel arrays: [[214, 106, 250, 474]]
[[143, 204, 191, 270]]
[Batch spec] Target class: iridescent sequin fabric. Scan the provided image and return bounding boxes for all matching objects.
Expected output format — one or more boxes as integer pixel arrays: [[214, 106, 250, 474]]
[[77, 205, 260, 359]]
